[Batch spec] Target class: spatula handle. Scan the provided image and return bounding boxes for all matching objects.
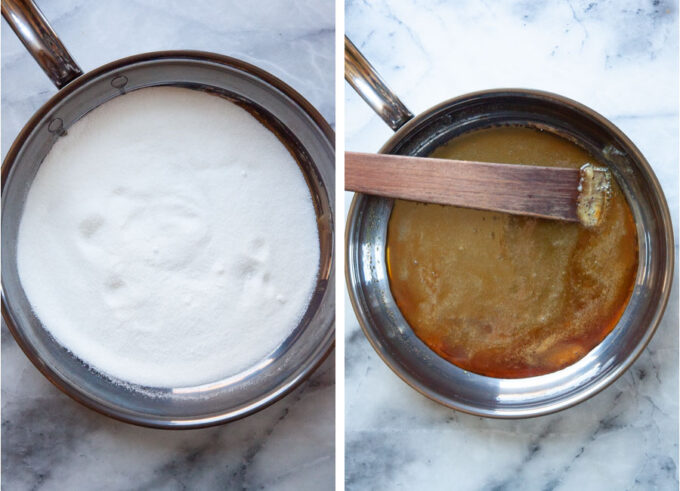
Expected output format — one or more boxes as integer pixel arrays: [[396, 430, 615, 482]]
[[346, 151, 582, 222]]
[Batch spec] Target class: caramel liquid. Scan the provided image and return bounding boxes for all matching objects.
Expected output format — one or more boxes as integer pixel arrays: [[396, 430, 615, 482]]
[[386, 127, 638, 378]]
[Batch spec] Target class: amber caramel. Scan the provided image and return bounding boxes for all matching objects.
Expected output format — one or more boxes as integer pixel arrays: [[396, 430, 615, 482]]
[[386, 127, 638, 378]]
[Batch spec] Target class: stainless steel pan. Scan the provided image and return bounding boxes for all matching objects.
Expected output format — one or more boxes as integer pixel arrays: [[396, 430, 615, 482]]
[[345, 36, 673, 418], [1, 0, 335, 428]]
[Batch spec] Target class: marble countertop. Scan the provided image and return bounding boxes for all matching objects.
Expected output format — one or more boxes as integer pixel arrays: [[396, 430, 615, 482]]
[[345, 1, 678, 490], [1, 1, 334, 490]]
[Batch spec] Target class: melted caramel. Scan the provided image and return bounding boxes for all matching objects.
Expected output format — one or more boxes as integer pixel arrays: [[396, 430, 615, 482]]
[[386, 127, 638, 378]]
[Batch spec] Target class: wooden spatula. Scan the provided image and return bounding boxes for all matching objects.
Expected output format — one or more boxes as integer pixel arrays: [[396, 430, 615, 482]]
[[345, 151, 611, 227]]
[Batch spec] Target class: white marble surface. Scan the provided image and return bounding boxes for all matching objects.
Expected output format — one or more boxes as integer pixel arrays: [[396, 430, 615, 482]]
[[1, 1, 334, 489], [345, 1, 678, 490]]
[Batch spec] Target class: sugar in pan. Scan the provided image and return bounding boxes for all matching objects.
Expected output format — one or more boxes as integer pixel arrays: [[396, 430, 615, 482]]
[[17, 87, 320, 388]]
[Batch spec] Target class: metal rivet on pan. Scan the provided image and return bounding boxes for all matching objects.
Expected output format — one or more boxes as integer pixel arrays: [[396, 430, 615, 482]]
[[47, 118, 65, 135], [111, 75, 128, 90]]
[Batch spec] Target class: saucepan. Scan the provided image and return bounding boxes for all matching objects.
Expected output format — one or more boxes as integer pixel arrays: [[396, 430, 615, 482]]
[[1, 0, 334, 428], [344, 36, 673, 418]]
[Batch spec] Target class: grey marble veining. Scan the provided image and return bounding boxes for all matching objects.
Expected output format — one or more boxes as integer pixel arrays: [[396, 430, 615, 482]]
[[1, 1, 334, 490], [345, 1, 678, 490]]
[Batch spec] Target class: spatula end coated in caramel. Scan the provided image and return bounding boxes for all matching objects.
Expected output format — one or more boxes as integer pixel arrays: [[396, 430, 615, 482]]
[[576, 163, 611, 228]]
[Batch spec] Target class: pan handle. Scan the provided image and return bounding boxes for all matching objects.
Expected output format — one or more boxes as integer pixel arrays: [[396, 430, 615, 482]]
[[345, 36, 413, 132], [2, 0, 82, 89]]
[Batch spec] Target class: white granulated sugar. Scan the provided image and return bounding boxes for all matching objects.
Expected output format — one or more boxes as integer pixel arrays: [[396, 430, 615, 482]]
[[17, 87, 320, 388]]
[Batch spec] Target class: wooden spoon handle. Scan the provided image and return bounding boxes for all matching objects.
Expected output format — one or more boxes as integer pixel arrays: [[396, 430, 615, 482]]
[[345, 151, 583, 222]]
